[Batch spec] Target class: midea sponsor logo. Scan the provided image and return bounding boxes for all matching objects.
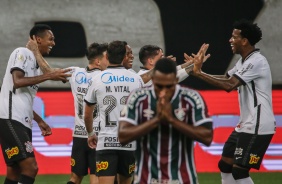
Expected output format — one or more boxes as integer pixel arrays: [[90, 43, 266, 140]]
[[101, 72, 134, 84]]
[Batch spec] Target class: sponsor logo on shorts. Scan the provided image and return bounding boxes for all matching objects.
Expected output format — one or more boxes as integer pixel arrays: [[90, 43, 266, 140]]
[[129, 163, 135, 174], [5, 147, 19, 159], [235, 147, 243, 155], [71, 158, 75, 166], [96, 161, 108, 172], [249, 154, 260, 164], [25, 141, 33, 153]]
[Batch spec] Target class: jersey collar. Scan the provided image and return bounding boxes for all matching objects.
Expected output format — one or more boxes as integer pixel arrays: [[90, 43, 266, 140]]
[[140, 66, 149, 70], [107, 65, 125, 69], [242, 48, 260, 63], [85, 66, 100, 72]]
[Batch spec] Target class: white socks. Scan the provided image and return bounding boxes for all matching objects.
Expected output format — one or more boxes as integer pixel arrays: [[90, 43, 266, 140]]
[[221, 172, 236, 184], [221, 173, 254, 184], [235, 177, 254, 184]]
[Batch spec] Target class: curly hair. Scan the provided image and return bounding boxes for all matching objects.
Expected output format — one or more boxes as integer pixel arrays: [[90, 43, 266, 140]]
[[233, 19, 262, 46]]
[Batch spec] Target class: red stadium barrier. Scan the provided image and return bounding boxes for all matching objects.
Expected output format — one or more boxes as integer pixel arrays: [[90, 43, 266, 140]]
[[1, 90, 281, 174]]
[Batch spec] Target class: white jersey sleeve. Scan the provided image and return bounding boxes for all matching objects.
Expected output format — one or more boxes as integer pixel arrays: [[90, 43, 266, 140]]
[[234, 56, 265, 84], [0, 47, 40, 129], [138, 69, 151, 87], [177, 68, 189, 82]]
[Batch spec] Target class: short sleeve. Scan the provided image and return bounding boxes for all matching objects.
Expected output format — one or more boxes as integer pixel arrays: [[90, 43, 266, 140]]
[[227, 65, 237, 77], [10, 48, 28, 74], [234, 58, 263, 84], [84, 76, 97, 105]]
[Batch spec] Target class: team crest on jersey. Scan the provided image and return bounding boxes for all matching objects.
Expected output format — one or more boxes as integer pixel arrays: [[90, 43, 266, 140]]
[[174, 108, 186, 121], [17, 54, 24, 62], [25, 141, 33, 153], [143, 109, 154, 119]]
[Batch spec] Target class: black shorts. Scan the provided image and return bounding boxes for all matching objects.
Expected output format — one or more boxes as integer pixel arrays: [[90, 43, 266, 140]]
[[71, 137, 96, 176], [96, 150, 135, 177], [0, 119, 35, 166], [222, 130, 273, 170]]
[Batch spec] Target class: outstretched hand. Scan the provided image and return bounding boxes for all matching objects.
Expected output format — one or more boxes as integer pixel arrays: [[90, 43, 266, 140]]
[[166, 55, 176, 62], [26, 35, 39, 53], [184, 45, 211, 65], [193, 43, 209, 74]]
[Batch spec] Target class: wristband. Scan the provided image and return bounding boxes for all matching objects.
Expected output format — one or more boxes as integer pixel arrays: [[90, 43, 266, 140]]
[[177, 68, 189, 82], [88, 131, 95, 137], [176, 65, 182, 71]]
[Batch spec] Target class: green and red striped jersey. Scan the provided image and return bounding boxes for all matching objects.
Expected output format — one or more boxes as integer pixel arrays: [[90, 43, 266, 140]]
[[120, 85, 212, 184]]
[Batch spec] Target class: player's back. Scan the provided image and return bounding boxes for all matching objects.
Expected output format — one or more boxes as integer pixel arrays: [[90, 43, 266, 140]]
[[85, 66, 143, 151], [68, 67, 101, 137]]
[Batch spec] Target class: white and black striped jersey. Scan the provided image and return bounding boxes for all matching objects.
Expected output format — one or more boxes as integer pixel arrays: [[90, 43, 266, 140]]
[[228, 49, 276, 135], [67, 66, 101, 138], [84, 66, 144, 151], [0, 47, 41, 129]]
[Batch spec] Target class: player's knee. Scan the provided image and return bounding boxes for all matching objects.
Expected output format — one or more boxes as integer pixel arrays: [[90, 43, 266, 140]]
[[21, 163, 38, 177], [69, 172, 83, 183], [218, 159, 232, 173], [29, 162, 38, 176], [232, 166, 250, 180]]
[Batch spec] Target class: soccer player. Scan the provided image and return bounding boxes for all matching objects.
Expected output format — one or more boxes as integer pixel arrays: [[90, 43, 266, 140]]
[[27, 39, 109, 184], [118, 58, 213, 184], [137, 44, 206, 87], [84, 40, 144, 184], [122, 42, 135, 73], [0, 24, 71, 184], [66, 42, 109, 184], [190, 19, 276, 184]]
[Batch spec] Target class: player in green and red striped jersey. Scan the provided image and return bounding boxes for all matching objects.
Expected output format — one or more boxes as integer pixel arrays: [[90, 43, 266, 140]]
[[119, 57, 213, 184]]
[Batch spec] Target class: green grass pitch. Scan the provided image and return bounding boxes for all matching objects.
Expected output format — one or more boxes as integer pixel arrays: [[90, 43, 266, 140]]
[[1, 172, 281, 183]]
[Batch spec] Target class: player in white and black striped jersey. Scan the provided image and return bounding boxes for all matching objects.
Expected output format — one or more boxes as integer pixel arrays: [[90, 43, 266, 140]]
[[0, 24, 70, 184], [190, 19, 276, 184], [84, 41, 143, 184], [65, 42, 108, 184]]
